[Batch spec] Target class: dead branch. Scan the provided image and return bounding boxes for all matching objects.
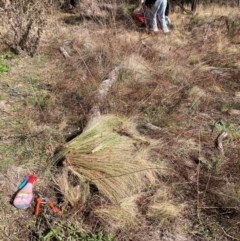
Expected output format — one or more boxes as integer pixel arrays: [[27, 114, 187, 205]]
[[97, 66, 121, 100], [215, 132, 228, 155], [138, 122, 162, 132], [1, 84, 34, 97], [99, 3, 114, 11], [59, 47, 71, 59], [0, 134, 27, 141], [141, 41, 152, 50], [172, 0, 193, 14], [220, 226, 239, 241], [87, 65, 122, 121]]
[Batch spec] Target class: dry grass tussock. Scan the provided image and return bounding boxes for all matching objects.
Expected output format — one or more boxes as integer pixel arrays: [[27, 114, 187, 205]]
[[52, 115, 166, 203], [0, 2, 240, 240], [0, 0, 49, 56], [51, 115, 180, 239]]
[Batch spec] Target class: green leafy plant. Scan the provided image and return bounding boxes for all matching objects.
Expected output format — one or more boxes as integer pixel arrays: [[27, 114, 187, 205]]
[[39, 227, 61, 241], [12, 106, 21, 112], [37, 219, 114, 241], [0, 59, 8, 73], [210, 120, 240, 140]]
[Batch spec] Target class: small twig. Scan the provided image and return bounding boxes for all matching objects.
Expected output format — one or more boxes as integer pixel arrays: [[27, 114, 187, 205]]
[[216, 131, 228, 155], [198, 206, 238, 209], [196, 163, 201, 222], [196, 130, 202, 224], [99, 3, 114, 11], [138, 122, 162, 132], [73, 44, 95, 78], [202, 5, 215, 49], [210, 190, 240, 204], [88, 167, 172, 181], [4, 84, 34, 97], [8, 89, 34, 97], [201, 173, 211, 203], [172, 0, 193, 14], [141, 41, 151, 50], [0, 134, 26, 140], [220, 225, 239, 241], [0, 132, 44, 141]]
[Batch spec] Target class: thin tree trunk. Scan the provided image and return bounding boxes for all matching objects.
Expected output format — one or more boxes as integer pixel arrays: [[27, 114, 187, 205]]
[[191, 0, 197, 12]]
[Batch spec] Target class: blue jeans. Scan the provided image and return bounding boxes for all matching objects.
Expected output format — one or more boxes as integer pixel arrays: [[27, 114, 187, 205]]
[[150, 0, 169, 33]]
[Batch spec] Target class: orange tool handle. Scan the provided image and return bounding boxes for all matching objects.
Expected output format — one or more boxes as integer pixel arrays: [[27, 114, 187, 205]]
[[47, 200, 62, 215], [35, 197, 42, 216]]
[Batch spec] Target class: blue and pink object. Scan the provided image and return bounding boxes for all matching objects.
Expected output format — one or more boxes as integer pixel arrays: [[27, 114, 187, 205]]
[[13, 175, 37, 210]]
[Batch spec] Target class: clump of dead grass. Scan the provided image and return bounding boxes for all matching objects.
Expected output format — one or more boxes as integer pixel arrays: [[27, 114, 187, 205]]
[[52, 114, 164, 204], [147, 188, 185, 224], [53, 168, 90, 207], [93, 201, 137, 232], [121, 53, 154, 82], [50, 114, 181, 238]]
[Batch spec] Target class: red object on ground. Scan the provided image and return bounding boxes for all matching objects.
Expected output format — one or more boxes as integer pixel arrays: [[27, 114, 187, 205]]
[[35, 193, 62, 216], [135, 13, 145, 23]]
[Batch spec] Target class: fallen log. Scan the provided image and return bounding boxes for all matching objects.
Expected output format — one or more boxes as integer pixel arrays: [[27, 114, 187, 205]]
[[87, 65, 122, 121]]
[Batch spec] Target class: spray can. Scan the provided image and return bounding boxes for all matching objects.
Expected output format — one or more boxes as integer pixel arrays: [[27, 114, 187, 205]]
[[13, 175, 37, 210]]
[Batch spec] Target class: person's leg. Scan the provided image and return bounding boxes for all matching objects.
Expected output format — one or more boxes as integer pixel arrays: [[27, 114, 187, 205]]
[[157, 0, 169, 33], [149, 0, 160, 32], [165, 2, 171, 25], [165, 1, 169, 16]]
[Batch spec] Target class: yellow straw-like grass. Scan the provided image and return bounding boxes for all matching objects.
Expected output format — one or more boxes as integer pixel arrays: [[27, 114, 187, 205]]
[[147, 203, 182, 223], [93, 206, 137, 231], [147, 188, 185, 224], [51, 115, 162, 203]]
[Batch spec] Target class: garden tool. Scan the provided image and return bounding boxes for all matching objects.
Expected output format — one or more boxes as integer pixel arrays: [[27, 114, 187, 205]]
[[35, 193, 62, 216]]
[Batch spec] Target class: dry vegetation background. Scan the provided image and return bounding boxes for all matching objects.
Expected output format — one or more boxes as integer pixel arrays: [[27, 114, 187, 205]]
[[0, 0, 240, 240]]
